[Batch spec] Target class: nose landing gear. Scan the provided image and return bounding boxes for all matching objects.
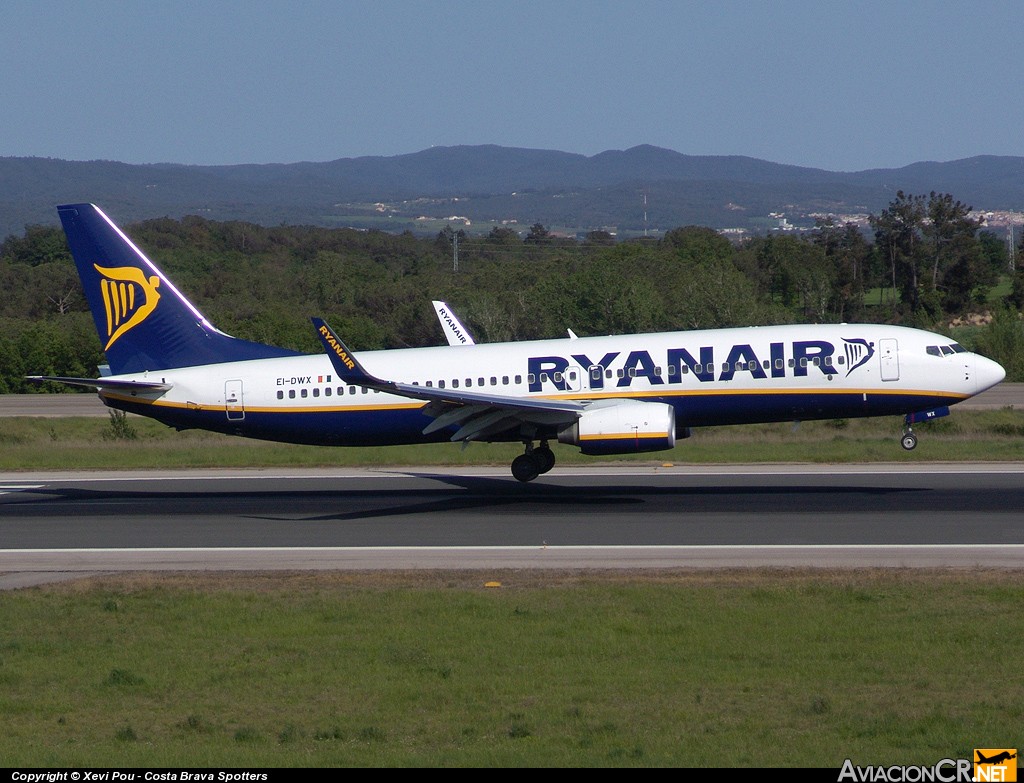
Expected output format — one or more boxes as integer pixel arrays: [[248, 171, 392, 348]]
[[510, 441, 556, 482], [900, 407, 951, 451]]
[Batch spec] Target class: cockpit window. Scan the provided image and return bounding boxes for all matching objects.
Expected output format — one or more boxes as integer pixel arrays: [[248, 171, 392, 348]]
[[927, 343, 968, 356]]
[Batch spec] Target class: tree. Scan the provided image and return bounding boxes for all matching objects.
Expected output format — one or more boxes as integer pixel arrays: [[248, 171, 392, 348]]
[[524, 223, 551, 245], [583, 230, 616, 246], [812, 219, 871, 321], [922, 192, 985, 313], [870, 191, 927, 316]]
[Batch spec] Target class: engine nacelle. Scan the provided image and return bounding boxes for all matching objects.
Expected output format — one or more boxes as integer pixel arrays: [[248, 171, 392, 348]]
[[558, 400, 676, 455]]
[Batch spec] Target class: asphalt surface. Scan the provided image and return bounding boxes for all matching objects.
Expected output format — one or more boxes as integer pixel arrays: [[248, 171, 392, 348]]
[[1, 465, 1022, 587]]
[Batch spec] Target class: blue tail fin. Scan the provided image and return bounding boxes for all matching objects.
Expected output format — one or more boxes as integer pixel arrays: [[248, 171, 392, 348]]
[[58, 203, 300, 374]]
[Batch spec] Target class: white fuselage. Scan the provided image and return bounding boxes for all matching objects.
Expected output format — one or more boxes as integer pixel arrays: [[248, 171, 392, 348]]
[[96, 323, 1004, 448]]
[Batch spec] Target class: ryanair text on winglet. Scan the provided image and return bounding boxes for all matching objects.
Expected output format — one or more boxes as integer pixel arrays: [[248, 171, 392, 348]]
[[319, 325, 356, 370]]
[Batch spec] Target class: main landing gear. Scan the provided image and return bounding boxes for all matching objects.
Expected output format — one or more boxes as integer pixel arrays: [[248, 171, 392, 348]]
[[511, 441, 556, 483]]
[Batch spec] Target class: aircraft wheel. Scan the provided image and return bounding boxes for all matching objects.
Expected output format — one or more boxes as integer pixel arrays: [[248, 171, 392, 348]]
[[534, 445, 556, 474], [901, 432, 918, 451], [511, 453, 541, 483]]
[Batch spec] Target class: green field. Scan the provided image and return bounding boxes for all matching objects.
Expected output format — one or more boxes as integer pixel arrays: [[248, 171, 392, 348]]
[[1, 571, 1021, 767]]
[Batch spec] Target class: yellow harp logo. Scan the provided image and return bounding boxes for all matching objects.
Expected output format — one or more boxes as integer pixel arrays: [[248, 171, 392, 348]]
[[94, 264, 162, 350]]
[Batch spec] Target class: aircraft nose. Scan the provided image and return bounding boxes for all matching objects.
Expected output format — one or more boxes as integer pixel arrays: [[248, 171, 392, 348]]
[[974, 353, 1006, 394]]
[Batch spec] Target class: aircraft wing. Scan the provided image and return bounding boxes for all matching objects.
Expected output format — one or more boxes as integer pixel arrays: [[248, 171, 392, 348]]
[[26, 376, 173, 393], [312, 318, 582, 442]]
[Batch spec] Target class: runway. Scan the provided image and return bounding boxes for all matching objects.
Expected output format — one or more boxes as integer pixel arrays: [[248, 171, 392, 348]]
[[1, 464, 1023, 587]]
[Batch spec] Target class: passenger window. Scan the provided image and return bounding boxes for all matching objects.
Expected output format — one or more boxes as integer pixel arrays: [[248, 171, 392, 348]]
[[277, 390, 284, 400], [362, 387, 368, 394], [654, 367, 662, 376], [301, 389, 308, 398], [465, 379, 472, 387], [478, 378, 485, 386], [591, 367, 601, 379], [553, 372, 563, 383], [452, 379, 459, 388], [349, 386, 356, 395], [439, 380, 446, 389], [617, 369, 625, 378], [313, 388, 320, 398], [527, 374, 534, 384], [515, 375, 522, 384], [800, 358, 808, 367], [325, 388, 332, 397], [668, 365, 677, 376], [540, 373, 549, 382], [775, 359, 783, 370], [788, 359, 795, 368], [694, 364, 702, 374], [426, 381, 433, 387], [288, 390, 295, 399]]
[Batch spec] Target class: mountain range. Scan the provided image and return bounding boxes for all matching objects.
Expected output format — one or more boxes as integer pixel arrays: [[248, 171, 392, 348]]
[[2, 145, 1023, 239]]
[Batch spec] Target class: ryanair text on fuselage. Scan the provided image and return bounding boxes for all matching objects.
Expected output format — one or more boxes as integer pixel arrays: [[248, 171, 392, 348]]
[[528, 337, 875, 392]]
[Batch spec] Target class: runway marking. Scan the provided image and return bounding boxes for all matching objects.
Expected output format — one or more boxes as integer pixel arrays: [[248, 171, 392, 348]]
[[5, 544, 1024, 554], [0, 484, 44, 496]]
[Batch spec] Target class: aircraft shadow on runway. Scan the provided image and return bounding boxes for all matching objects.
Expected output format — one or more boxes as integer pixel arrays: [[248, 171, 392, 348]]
[[0, 475, 932, 525]]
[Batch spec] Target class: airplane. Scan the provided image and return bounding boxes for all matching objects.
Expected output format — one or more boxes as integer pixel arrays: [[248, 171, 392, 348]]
[[30, 203, 1006, 482], [976, 751, 1016, 765]]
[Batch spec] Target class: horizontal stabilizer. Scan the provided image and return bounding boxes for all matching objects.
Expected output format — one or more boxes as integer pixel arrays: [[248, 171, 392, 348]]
[[26, 376, 173, 393]]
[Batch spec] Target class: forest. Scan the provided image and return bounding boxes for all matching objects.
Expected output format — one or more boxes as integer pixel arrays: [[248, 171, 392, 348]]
[[2, 190, 1023, 393]]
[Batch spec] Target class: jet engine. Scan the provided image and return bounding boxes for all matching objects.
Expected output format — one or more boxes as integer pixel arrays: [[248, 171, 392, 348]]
[[558, 400, 676, 455]]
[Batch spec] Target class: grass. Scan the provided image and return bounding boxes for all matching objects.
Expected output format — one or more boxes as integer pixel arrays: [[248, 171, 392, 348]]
[[863, 276, 1013, 309], [0, 409, 1022, 472], [0, 570, 1021, 767]]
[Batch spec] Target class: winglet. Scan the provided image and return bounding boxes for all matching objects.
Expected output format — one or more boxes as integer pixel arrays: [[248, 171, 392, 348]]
[[432, 301, 476, 346], [311, 317, 390, 389]]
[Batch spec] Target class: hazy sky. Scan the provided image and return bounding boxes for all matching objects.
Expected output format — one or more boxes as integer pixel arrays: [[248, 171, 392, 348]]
[[4, 0, 1022, 171]]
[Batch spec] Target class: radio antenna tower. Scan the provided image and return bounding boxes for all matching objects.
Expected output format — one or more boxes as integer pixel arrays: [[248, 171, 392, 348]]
[[1009, 223, 1016, 272]]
